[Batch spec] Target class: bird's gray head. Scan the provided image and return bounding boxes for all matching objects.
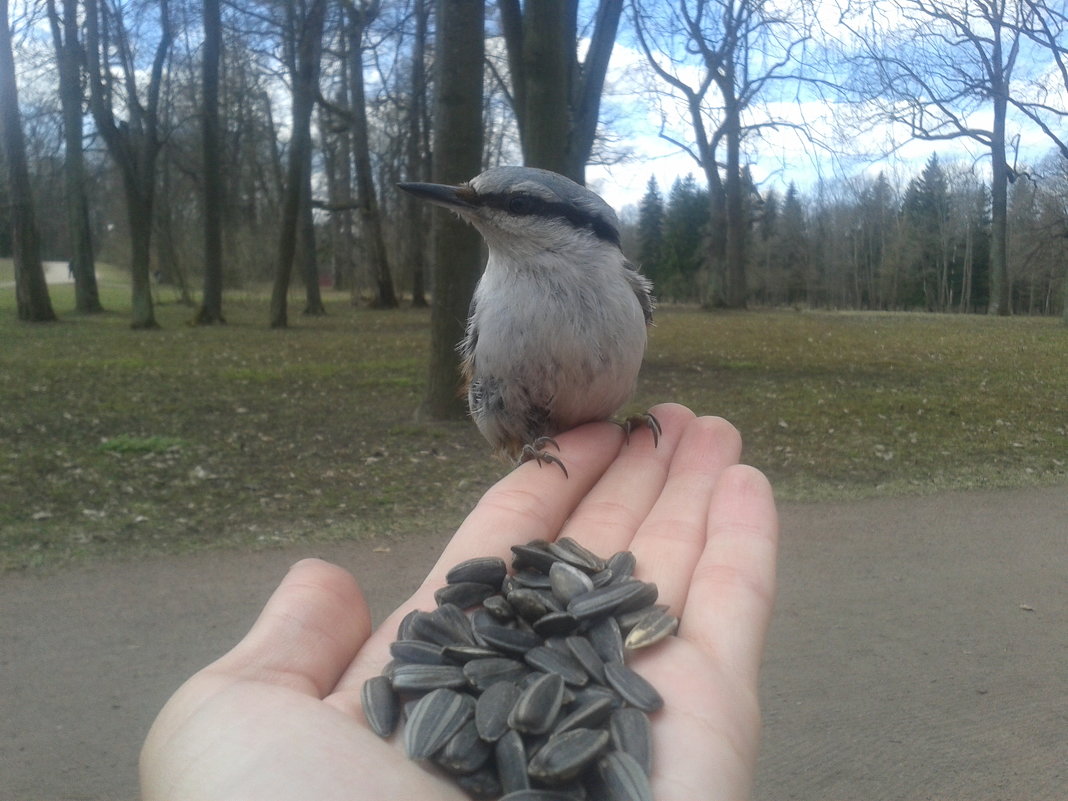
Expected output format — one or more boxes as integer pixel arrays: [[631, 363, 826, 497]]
[[398, 166, 622, 255]]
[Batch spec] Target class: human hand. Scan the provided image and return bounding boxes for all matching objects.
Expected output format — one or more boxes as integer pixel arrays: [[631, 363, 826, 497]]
[[140, 403, 778, 800]]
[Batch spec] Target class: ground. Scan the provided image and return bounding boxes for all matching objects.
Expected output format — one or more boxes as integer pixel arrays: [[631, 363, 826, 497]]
[[3, 483, 1065, 800]]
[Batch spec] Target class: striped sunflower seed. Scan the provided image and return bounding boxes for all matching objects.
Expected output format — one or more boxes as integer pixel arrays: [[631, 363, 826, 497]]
[[360, 674, 398, 738], [508, 671, 564, 734], [604, 661, 663, 713], [494, 728, 530, 794], [567, 581, 651, 620], [608, 707, 653, 776], [437, 718, 492, 775], [527, 727, 611, 784], [390, 663, 466, 693], [474, 679, 520, 742], [548, 537, 608, 573], [403, 687, 473, 760], [446, 556, 508, 587], [548, 561, 594, 602], [623, 606, 679, 650], [523, 644, 588, 686], [434, 581, 497, 609], [598, 750, 654, 801], [462, 656, 528, 692]]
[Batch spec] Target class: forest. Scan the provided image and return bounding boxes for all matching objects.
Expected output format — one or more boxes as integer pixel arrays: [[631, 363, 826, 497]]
[[2, 0, 1067, 331]]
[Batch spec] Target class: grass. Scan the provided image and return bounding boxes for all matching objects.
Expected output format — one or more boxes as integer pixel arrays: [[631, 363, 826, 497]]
[[1, 275, 1066, 570]]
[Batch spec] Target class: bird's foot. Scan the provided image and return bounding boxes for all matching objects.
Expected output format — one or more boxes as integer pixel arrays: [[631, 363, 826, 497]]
[[617, 411, 662, 447], [518, 437, 569, 478]]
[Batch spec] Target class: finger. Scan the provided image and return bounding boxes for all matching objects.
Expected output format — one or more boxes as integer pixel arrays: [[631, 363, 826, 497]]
[[627, 416, 744, 614], [328, 420, 626, 705], [679, 465, 779, 681], [208, 558, 371, 699], [555, 403, 696, 557]]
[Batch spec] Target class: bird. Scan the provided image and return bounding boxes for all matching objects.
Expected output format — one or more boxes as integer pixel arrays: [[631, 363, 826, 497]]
[[399, 166, 657, 476]]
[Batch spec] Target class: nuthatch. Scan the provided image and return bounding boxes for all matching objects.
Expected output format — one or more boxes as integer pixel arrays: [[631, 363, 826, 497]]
[[400, 166, 657, 475]]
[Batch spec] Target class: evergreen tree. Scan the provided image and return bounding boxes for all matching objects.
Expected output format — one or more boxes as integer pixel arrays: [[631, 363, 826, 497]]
[[637, 175, 664, 283], [777, 182, 808, 305], [661, 175, 708, 301]]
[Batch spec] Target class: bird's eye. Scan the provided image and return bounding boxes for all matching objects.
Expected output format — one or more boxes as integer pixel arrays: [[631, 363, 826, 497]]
[[507, 195, 535, 215]]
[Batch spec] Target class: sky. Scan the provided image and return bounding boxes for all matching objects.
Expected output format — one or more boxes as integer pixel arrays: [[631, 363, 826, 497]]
[[583, 16, 1066, 216]]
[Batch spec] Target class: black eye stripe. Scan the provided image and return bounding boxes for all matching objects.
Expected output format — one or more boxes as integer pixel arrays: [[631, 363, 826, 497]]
[[477, 192, 621, 248]]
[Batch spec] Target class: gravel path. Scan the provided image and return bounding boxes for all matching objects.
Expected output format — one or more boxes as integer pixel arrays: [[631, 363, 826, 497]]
[[3, 484, 1065, 800]]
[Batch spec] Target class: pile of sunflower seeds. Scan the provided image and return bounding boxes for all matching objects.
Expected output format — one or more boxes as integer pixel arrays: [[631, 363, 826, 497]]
[[361, 537, 679, 801]]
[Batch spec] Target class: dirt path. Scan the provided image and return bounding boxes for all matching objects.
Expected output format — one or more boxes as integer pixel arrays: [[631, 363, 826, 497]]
[[3, 484, 1066, 801]]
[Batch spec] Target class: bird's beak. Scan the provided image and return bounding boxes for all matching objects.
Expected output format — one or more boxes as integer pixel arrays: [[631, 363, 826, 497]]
[[397, 181, 478, 211]]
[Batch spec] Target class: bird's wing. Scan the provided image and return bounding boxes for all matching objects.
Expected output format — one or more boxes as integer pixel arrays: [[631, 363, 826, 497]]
[[624, 259, 655, 325], [457, 293, 478, 383]]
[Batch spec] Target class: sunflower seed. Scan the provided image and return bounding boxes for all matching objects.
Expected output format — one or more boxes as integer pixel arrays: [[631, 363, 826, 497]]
[[527, 728, 610, 784], [391, 663, 467, 693], [437, 718, 493, 775], [482, 594, 515, 621], [389, 639, 446, 665], [567, 581, 651, 620], [549, 561, 595, 602], [552, 695, 615, 735], [495, 728, 530, 794], [598, 750, 654, 801], [404, 688, 474, 759], [606, 551, 636, 582], [548, 537, 607, 573], [462, 657, 528, 691], [442, 644, 502, 663], [435, 581, 497, 609], [476, 623, 543, 656], [396, 608, 419, 640], [511, 544, 559, 574], [532, 611, 581, 637], [623, 606, 679, 650], [511, 568, 554, 589], [615, 603, 668, 634], [474, 680, 520, 742], [508, 671, 564, 734], [409, 606, 475, 647], [608, 708, 653, 776], [613, 581, 659, 615], [524, 645, 589, 686], [565, 635, 607, 685], [586, 615, 625, 664], [446, 556, 508, 587], [507, 587, 561, 622], [455, 766, 502, 800], [604, 661, 663, 713], [360, 675, 399, 738]]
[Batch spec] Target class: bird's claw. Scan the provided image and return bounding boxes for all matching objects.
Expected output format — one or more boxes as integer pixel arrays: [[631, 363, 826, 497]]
[[617, 412, 662, 447], [519, 437, 569, 478]]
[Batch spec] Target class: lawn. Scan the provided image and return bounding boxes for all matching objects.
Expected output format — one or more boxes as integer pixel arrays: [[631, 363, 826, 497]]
[[1, 277, 1065, 569]]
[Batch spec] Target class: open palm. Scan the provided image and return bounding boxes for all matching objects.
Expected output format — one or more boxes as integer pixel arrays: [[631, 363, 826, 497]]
[[141, 403, 778, 801]]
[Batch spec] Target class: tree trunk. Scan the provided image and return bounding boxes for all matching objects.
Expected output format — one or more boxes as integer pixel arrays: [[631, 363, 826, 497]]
[[405, 0, 430, 308], [47, 0, 102, 314], [347, 7, 398, 309], [519, 0, 570, 175], [988, 93, 1011, 315], [419, 0, 484, 421], [722, 94, 747, 308], [0, 0, 56, 322], [195, 0, 225, 324], [269, 0, 326, 328], [500, 0, 621, 184]]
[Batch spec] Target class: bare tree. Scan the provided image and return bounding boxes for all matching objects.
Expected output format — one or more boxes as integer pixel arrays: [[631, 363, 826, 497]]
[[419, 0, 484, 421], [83, 0, 173, 329], [269, 0, 327, 328], [631, 0, 812, 309], [194, 0, 225, 324], [497, 0, 623, 183], [1, 0, 57, 321], [46, 0, 103, 314], [839, 0, 1067, 315], [339, 0, 398, 308]]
